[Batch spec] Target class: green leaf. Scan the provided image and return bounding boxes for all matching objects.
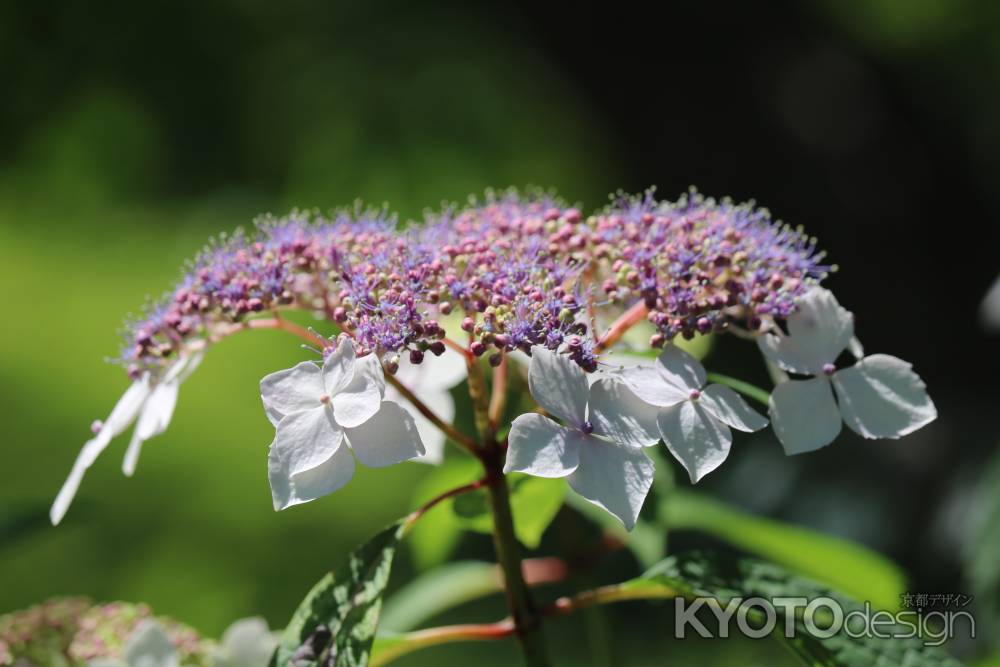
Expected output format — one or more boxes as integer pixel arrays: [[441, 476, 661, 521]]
[[406, 459, 476, 569], [270, 521, 405, 667], [963, 447, 1000, 647], [564, 491, 666, 569], [453, 474, 565, 549], [379, 561, 500, 633], [664, 490, 906, 611], [637, 552, 963, 667], [407, 458, 565, 568]]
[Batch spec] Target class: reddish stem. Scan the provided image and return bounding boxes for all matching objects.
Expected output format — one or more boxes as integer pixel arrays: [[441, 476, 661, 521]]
[[404, 476, 487, 529], [595, 301, 649, 352]]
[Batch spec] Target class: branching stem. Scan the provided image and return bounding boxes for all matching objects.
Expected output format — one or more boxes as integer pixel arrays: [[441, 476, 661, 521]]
[[370, 580, 681, 666]]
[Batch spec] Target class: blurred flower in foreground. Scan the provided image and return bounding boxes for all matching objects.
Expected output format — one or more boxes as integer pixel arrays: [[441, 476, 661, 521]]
[[210, 618, 276, 667], [49, 352, 202, 525], [261, 337, 424, 510], [504, 346, 659, 529], [87, 620, 181, 667], [618, 346, 768, 482], [759, 289, 936, 454], [0, 597, 90, 666], [1, 599, 272, 667]]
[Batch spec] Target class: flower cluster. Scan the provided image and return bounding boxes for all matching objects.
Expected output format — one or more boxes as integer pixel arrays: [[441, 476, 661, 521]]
[[117, 188, 828, 380], [50, 186, 935, 532]]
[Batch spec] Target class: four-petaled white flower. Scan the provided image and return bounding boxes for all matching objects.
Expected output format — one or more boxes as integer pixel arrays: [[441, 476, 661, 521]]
[[504, 346, 660, 530], [385, 347, 466, 464], [619, 346, 769, 483], [50, 352, 203, 526], [758, 288, 937, 454], [261, 337, 425, 510]]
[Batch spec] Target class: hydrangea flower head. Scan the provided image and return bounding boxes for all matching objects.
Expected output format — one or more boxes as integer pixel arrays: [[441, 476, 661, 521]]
[[51, 187, 917, 529]]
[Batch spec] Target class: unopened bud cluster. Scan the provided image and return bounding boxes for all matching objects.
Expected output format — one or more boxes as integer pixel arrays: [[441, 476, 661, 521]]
[[120, 188, 828, 377]]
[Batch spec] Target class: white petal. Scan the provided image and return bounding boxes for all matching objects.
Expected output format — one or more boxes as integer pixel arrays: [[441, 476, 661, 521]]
[[268, 436, 356, 510], [657, 401, 733, 483], [504, 413, 582, 478], [758, 288, 853, 375], [832, 354, 937, 439], [699, 384, 768, 433], [331, 355, 383, 428], [588, 378, 661, 447], [104, 377, 153, 437], [124, 620, 179, 667], [122, 381, 179, 476], [768, 377, 841, 455], [272, 406, 344, 476], [527, 346, 589, 425], [322, 340, 358, 396], [260, 362, 324, 426], [567, 437, 655, 530], [618, 365, 689, 408], [654, 345, 707, 392], [399, 347, 467, 391], [409, 390, 453, 464], [50, 435, 110, 525], [345, 401, 425, 468], [217, 617, 276, 667], [50, 379, 151, 525], [848, 337, 865, 360]]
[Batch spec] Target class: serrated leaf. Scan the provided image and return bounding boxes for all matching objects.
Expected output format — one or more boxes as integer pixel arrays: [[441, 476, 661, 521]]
[[270, 522, 405, 667], [637, 552, 964, 667], [665, 490, 906, 612]]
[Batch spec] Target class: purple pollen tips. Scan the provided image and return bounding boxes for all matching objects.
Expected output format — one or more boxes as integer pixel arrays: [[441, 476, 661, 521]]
[[689, 389, 702, 400], [581, 420, 594, 435], [116, 187, 829, 377], [822, 363, 836, 376]]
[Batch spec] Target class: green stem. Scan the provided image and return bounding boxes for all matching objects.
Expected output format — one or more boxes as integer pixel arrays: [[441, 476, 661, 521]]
[[705, 372, 770, 407], [466, 356, 492, 442], [483, 451, 550, 667]]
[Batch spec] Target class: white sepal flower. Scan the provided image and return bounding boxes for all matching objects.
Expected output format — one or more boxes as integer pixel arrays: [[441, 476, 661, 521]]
[[385, 347, 466, 464], [50, 352, 203, 526], [504, 346, 659, 530], [212, 617, 276, 667], [261, 338, 424, 510], [758, 288, 937, 454], [619, 346, 768, 483]]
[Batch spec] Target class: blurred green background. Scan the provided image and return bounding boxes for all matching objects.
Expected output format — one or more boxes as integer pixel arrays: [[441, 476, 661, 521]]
[[2, 1, 1000, 664]]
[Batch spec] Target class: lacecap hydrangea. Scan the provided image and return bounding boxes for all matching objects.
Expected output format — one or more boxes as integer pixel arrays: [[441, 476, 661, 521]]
[[50, 187, 934, 531]]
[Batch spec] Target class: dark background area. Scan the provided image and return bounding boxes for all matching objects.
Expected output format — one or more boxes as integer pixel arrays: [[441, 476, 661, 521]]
[[2, 1, 998, 664]]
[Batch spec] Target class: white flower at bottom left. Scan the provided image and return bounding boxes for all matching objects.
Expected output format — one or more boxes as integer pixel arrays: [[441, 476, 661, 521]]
[[261, 338, 425, 510]]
